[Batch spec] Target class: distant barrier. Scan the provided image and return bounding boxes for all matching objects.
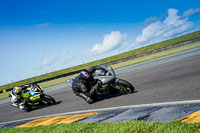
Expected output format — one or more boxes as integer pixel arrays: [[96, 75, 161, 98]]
[[1, 37, 200, 93], [103, 37, 200, 66]]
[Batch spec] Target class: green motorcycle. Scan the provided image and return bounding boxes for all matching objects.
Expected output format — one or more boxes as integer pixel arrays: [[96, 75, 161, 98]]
[[19, 85, 56, 111]]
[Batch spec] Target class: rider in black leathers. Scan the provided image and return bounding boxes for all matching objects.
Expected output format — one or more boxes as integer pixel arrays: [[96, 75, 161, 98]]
[[72, 66, 102, 104]]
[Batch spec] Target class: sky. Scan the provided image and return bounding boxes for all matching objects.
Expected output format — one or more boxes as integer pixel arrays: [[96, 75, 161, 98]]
[[0, 0, 200, 86]]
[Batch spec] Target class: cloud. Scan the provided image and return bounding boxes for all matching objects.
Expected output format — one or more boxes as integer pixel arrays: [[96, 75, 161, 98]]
[[42, 51, 68, 66], [43, 56, 58, 65], [182, 8, 200, 18], [43, 48, 50, 54], [92, 31, 127, 55], [60, 51, 67, 57], [34, 65, 43, 70], [142, 16, 160, 28], [35, 51, 68, 71], [136, 21, 165, 44], [35, 23, 52, 28], [34, 56, 58, 71], [136, 8, 195, 45]]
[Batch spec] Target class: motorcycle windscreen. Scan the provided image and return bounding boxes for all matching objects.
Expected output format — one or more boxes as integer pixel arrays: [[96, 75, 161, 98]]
[[94, 76, 115, 84], [98, 65, 116, 77]]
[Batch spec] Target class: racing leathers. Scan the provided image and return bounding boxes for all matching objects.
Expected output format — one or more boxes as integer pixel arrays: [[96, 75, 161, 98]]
[[10, 84, 39, 109], [72, 66, 102, 104]]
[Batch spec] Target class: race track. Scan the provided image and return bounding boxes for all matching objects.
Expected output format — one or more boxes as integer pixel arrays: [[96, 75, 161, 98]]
[[0, 48, 200, 123]]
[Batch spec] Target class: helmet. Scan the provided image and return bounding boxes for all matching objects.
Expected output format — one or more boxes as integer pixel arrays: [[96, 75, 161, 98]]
[[80, 69, 91, 80], [13, 87, 22, 95]]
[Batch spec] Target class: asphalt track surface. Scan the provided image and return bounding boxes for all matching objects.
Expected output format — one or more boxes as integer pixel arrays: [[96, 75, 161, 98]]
[[0, 48, 200, 123]]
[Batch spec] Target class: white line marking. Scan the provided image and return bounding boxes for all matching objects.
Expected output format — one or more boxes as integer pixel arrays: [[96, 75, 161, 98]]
[[1, 99, 200, 125]]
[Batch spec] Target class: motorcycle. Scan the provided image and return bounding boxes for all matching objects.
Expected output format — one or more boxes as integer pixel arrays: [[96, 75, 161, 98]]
[[9, 84, 56, 111], [66, 65, 134, 100]]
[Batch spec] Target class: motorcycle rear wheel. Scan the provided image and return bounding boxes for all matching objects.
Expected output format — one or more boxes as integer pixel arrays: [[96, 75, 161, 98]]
[[117, 79, 134, 94], [42, 95, 56, 106]]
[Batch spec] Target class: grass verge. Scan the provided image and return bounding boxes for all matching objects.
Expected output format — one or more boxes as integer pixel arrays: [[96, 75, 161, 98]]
[[111, 41, 200, 69], [0, 121, 200, 133], [0, 91, 10, 100]]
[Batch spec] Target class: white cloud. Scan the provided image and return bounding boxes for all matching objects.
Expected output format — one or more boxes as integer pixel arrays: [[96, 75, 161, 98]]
[[43, 56, 58, 65], [163, 21, 193, 38], [34, 65, 43, 70], [164, 9, 185, 27], [136, 21, 165, 44], [182, 8, 200, 18], [136, 8, 195, 45], [35, 51, 68, 71], [60, 51, 67, 57], [92, 31, 127, 55], [35, 23, 52, 28], [43, 48, 50, 54], [142, 16, 160, 28], [42, 51, 67, 66]]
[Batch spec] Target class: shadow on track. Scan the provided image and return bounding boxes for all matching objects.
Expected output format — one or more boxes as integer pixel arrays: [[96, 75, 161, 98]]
[[94, 91, 138, 103], [25, 101, 62, 112]]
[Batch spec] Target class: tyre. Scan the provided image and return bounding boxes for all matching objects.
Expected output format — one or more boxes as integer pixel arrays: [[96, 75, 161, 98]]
[[24, 105, 31, 112], [117, 79, 134, 94], [23, 102, 31, 112], [42, 95, 56, 106]]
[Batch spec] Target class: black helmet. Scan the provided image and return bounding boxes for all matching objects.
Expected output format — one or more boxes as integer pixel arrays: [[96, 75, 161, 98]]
[[80, 69, 91, 80]]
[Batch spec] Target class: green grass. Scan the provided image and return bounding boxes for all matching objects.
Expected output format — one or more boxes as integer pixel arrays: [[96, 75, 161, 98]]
[[0, 91, 10, 100], [0, 30, 200, 92], [0, 121, 200, 133], [38, 74, 79, 88], [111, 41, 200, 69]]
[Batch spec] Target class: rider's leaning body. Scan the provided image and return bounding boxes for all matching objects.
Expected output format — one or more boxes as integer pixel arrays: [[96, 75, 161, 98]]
[[72, 65, 103, 104], [10, 84, 43, 109]]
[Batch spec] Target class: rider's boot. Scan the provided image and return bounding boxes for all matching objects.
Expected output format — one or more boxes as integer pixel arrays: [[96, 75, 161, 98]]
[[11, 102, 19, 107], [78, 93, 94, 104]]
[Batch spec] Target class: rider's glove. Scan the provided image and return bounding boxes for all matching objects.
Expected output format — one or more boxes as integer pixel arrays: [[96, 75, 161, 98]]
[[95, 80, 103, 90]]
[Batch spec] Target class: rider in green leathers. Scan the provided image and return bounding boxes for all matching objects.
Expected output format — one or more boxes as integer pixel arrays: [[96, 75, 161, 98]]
[[10, 84, 41, 110]]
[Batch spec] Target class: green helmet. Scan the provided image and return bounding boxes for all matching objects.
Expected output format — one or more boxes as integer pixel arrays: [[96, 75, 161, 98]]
[[13, 87, 22, 95]]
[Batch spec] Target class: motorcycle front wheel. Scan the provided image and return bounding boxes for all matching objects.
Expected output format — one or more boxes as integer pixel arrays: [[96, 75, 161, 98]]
[[23, 102, 31, 112], [117, 79, 134, 94], [41, 94, 56, 106]]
